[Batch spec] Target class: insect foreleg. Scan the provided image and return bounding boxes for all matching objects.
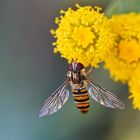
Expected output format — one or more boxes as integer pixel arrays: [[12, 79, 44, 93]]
[[83, 65, 92, 76]]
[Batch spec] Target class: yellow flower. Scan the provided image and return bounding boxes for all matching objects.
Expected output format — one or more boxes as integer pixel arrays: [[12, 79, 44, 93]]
[[72, 26, 95, 48], [129, 65, 140, 110], [119, 40, 140, 63], [51, 4, 115, 67], [104, 13, 140, 83]]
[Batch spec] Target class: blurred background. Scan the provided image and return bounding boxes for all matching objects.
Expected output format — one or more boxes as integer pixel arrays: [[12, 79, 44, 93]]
[[1, 0, 140, 140]]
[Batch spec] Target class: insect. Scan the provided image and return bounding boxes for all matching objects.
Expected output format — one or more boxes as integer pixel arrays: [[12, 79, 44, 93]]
[[39, 61, 125, 117]]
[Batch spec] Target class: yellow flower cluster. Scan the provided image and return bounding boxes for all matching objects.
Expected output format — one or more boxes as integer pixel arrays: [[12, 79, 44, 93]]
[[104, 13, 140, 83], [129, 65, 140, 110], [104, 13, 140, 110], [51, 4, 115, 67]]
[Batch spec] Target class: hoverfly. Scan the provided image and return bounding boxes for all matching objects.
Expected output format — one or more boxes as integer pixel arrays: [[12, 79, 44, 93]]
[[39, 61, 125, 117]]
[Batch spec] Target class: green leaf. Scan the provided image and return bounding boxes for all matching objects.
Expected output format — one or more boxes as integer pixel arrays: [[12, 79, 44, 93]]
[[106, 0, 140, 16]]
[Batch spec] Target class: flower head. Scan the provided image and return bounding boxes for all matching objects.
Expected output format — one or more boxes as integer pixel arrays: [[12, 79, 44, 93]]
[[129, 65, 140, 110], [51, 4, 115, 67], [104, 13, 140, 83]]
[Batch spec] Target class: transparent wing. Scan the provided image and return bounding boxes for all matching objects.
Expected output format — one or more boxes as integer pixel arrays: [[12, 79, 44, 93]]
[[86, 79, 125, 109], [39, 79, 70, 117]]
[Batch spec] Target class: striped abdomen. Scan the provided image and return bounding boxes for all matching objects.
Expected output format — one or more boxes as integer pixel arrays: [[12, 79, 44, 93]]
[[73, 88, 90, 113]]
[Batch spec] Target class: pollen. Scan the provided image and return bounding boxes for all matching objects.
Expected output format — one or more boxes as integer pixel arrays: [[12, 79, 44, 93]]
[[51, 4, 115, 67], [104, 13, 140, 83]]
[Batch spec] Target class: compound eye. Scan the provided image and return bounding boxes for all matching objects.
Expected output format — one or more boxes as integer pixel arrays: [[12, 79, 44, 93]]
[[77, 63, 84, 72], [68, 64, 73, 71]]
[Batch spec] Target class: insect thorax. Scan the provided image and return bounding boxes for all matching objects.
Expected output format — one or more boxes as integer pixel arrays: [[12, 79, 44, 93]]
[[67, 62, 86, 89]]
